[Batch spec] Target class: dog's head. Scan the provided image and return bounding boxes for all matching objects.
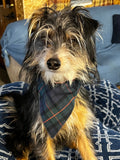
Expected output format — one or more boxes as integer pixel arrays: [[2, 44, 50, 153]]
[[22, 6, 99, 86]]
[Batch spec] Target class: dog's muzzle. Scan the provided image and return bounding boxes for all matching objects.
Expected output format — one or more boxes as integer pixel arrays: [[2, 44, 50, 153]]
[[47, 58, 61, 70]]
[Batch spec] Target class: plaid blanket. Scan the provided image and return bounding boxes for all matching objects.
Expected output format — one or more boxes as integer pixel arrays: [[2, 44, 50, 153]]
[[0, 80, 120, 160]]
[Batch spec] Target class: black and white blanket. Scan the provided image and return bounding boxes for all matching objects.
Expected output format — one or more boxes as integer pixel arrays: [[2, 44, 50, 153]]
[[0, 80, 120, 160]]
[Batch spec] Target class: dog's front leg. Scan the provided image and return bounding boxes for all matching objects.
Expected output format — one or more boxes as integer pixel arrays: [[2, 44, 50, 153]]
[[47, 136, 56, 160], [16, 150, 29, 160], [6, 126, 31, 160], [76, 132, 97, 160], [32, 135, 55, 160]]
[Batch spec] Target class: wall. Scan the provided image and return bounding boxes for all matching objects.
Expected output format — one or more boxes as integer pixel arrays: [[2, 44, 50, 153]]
[[114, 0, 120, 5], [86, 0, 120, 7], [14, 0, 120, 20], [23, 0, 70, 19]]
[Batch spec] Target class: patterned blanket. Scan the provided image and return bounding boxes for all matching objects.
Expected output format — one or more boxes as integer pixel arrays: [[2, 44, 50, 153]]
[[0, 80, 120, 160]]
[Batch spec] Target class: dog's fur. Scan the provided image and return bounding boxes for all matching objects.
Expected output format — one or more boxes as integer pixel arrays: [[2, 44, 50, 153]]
[[5, 6, 99, 160]]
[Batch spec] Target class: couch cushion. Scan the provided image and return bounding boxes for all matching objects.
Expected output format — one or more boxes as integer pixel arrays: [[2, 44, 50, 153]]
[[97, 44, 120, 84], [0, 20, 28, 66], [111, 14, 120, 43], [88, 5, 120, 51]]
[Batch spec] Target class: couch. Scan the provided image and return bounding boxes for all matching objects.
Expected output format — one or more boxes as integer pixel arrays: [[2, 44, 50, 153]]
[[1, 5, 120, 84], [88, 5, 120, 85]]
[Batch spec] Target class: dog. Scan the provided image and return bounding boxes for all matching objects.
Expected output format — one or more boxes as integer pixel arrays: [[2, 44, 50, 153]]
[[5, 6, 99, 160]]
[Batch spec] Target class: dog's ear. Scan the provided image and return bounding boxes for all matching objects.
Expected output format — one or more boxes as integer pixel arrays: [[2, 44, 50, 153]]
[[71, 6, 99, 38], [28, 7, 57, 36], [28, 7, 49, 36], [71, 7, 100, 80], [81, 16, 99, 39]]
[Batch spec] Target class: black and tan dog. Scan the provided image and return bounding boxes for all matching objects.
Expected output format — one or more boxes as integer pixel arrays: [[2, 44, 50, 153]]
[[5, 6, 99, 160]]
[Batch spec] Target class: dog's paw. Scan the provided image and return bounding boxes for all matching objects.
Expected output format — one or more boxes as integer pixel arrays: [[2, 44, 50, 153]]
[[5, 134, 30, 159]]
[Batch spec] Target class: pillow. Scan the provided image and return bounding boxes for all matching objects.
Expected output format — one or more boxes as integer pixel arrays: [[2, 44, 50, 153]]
[[111, 14, 120, 43], [0, 19, 28, 67]]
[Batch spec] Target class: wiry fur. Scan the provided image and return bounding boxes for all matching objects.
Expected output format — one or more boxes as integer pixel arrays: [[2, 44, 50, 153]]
[[5, 6, 99, 160], [22, 6, 99, 85]]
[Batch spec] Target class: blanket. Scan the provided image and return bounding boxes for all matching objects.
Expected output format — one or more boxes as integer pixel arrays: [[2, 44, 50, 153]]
[[0, 80, 120, 160]]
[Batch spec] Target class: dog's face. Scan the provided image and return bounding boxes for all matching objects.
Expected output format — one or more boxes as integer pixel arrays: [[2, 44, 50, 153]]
[[23, 7, 99, 86]]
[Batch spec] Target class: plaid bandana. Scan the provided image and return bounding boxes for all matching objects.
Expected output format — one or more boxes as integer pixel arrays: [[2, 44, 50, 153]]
[[38, 78, 81, 138]]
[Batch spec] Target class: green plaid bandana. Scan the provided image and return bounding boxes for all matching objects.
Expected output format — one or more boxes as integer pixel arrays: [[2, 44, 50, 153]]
[[38, 78, 81, 138]]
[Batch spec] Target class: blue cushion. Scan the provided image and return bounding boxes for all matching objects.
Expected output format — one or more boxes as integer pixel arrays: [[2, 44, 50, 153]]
[[88, 5, 120, 51], [97, 44, 120, 84], [0, 20, 28, 66]]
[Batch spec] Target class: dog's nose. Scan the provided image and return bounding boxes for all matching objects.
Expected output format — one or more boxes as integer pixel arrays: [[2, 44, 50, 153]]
[[47, 58, 61, 70]]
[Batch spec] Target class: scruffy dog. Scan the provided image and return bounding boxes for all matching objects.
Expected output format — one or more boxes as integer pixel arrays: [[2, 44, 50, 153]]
[[5, 6, 99, 160]]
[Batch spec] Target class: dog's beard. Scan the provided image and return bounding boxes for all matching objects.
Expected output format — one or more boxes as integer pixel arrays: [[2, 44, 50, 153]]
[[42, 70, 75, 86], [39, 49, 76, 86]]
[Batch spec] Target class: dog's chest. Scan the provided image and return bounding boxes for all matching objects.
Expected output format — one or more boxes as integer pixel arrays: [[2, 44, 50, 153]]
[[53, 97, 93, 148]]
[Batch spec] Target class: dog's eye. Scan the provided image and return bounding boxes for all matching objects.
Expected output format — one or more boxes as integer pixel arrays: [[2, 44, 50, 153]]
[[71, 38, 78, 44], [67, 36, 78, 45]]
